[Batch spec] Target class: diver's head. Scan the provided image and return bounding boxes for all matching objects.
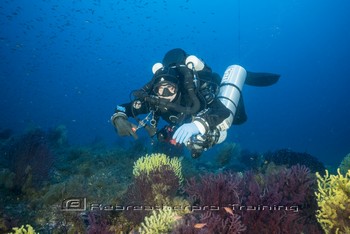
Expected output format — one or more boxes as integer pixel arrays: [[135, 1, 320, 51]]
[[153, 67, 179, 101]]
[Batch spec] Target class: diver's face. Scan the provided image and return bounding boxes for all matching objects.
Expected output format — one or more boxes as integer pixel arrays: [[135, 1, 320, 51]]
[[157, 84, 176, 96], [155, 83, 177, 101]]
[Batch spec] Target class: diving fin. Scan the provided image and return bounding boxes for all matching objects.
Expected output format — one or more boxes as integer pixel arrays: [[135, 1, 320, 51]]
[[245, 71, 280, 87], [162, 48, 187, 67]]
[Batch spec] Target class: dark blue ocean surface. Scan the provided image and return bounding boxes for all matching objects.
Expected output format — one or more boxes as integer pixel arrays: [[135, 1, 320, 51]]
[[1, 0, 349, 166]]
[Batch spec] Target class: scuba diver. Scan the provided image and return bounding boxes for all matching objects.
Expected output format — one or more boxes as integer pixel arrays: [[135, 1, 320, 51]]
[[111, 48, 280, 158]]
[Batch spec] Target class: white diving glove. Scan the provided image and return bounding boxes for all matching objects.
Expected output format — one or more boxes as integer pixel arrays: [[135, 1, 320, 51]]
[[173, 122, 200, 144]]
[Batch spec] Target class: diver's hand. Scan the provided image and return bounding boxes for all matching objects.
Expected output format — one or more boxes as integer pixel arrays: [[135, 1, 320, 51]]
[[173, 123, 200, 144], [132, 90, 148, 100], [111, 112, 138, 139]]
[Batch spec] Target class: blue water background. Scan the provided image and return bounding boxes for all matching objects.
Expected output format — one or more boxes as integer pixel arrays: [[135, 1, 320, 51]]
[[1, 0, 349, 166]]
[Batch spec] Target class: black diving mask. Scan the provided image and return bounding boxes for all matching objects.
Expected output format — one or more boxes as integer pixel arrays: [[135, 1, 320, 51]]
[[153, 82, 178, 98]]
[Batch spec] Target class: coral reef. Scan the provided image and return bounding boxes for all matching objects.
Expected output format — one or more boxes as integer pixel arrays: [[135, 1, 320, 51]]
[[184, 172, 242, 207], [179, 172, 246, 233], [16, 145, 135, 233], [200, 211, 246, 233], [315, 168, 350, 234], [139, 206, 178, 234], [0, 128, 147, 233], [1, 127, 334, 233], [240, 164, 322, 234], [5, 128, 54, 191], [180, 164, 323, 233], [86, 212, 114, 234], [173, 210, 246, 234], [264, 148, 326, 174], [123, 165, 181, 225], [133, 153, 183, 184], [121, 153, 185, 227]]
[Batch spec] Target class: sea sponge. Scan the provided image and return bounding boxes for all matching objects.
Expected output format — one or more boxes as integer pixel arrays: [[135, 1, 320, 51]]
[[133, 153, 183, 184], [315, 168, 350, 234], [139, 206, 178, 234]]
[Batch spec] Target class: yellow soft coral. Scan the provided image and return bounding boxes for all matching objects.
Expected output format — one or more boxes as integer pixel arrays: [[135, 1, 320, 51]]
[[139, 206, 179, 234], [10, 224, 36, 234], [315, 168, 350, 234], [133, 153, 183, 184]]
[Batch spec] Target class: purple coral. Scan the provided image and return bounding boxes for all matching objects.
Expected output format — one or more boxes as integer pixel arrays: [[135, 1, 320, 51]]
[[201, 211, 246, 233], [177, 173, 246, 233], [173, 211, 246, 234], [87, 212, 114, 234], [183, 172, 242, 207], [122, 165, 180, 224], [240, 164, 322, 234], [179, 165, 323, 233]]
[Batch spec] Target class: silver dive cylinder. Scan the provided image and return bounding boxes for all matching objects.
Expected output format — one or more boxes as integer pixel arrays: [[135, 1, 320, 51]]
[[216, 65, 247, 143]]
